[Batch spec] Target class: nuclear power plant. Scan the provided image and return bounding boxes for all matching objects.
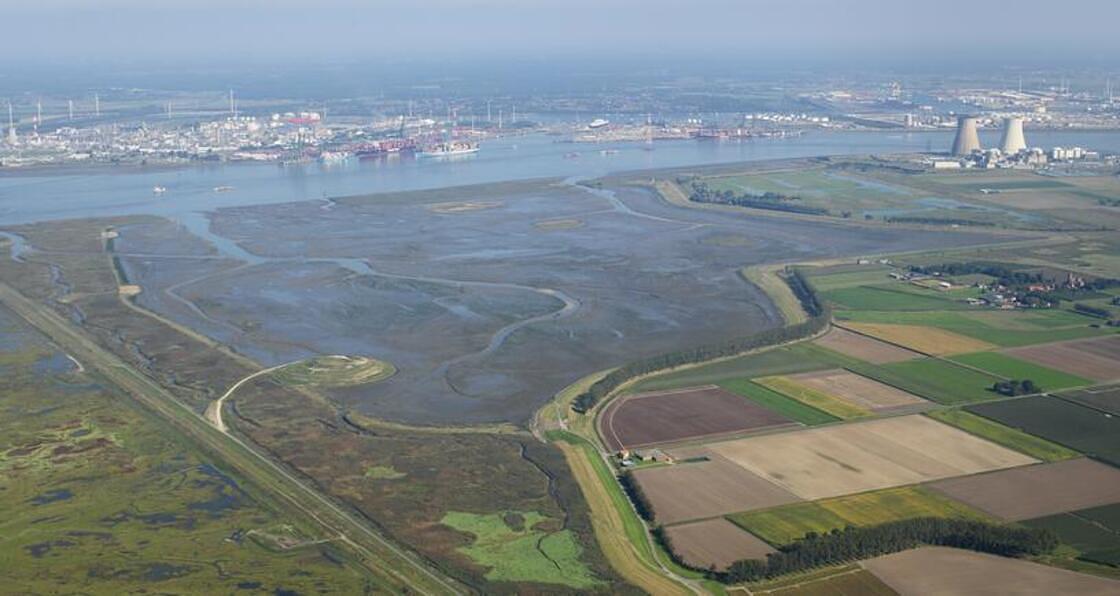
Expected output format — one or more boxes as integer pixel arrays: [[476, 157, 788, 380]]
[[999, 117, 1027, 154], [951, 116, 981, 156]]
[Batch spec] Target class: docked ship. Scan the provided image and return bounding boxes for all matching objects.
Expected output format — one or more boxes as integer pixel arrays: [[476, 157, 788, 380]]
[[415, 141, 479, 158]]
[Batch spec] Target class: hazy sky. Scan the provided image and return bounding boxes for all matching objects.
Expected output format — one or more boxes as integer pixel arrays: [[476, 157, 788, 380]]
[[6, 0, 1120, 64]]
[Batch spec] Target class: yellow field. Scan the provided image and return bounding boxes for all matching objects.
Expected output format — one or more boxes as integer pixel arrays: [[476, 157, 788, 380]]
[[755, 376, 870, 419], [697, 415, 1036, 500], [842, 322, 995, 355], [787, 369, 926, 411]]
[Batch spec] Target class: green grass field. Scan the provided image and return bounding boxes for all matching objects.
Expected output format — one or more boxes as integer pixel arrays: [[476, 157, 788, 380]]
[[719, 379, 839, 426], [925, 409, 1078, 462], [754, 376, 871, 419], [729, 486, 987, 546], [628, 346, 832, 393], [821, 285, 971, 312], [803, 268, 894, 291], [441, 511, 601, 588], [950, 352, 1092, 392]]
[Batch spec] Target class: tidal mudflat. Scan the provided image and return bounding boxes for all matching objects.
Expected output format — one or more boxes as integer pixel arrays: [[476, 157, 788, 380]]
[[112, 177, 1001, 424]]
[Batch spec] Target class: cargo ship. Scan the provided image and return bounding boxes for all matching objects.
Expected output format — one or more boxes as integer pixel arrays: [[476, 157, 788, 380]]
[[415, 141, 479, 158]]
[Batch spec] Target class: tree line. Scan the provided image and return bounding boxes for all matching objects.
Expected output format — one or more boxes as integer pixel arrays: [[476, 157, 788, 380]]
[[687, 182, 830, 216], [572, 269, 829, 413], [714, 518, 1057, 583]]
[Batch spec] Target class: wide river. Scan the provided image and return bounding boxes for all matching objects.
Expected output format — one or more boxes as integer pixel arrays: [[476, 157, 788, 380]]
[[3, 129, 1120, 226]]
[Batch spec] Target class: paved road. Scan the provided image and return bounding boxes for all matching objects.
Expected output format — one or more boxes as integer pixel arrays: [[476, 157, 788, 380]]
[[0, 282, 463, 596]]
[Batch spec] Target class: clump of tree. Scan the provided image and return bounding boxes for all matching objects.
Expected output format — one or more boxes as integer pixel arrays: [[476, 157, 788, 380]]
[[572, 270, 829, 413], [688, 182, 829, 216], [993, 379, 1039, 397], [715, 518, 1057, 583]]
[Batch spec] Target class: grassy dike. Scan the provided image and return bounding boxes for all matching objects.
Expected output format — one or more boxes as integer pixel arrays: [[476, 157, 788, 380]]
[[532, 245, 825, 595]]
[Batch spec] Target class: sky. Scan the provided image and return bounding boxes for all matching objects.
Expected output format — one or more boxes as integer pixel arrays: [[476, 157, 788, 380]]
[[6, 0, 1120, 65]]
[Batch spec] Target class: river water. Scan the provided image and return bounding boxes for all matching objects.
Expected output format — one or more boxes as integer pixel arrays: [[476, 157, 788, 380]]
[[3, 129, 1120, 226]]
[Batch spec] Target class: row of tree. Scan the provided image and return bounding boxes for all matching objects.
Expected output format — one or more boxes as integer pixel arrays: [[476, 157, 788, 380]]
[[572, 270, 829, 413], [716, 518, 1058, 583], [688, 182, 830, 216]]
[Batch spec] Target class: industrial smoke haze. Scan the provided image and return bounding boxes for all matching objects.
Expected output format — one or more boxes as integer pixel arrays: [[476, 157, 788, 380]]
[[2, 0, 1120, 63]]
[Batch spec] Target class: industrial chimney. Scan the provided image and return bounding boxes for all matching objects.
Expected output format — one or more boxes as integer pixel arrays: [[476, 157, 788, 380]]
[[951, 116, 981, 156], [999, 117, 1026, 154]]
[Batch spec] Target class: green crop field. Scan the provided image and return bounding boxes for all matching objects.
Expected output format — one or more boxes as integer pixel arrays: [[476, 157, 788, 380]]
[[729, 503, 847, 546], [835, 309, 1111, 347], [729, 486, 986, 546], [851, 357, 1000, 405], [755, 376, 870, 419], [950, 352, 1093, 392], [720, 379, 839, 425], [1026, 504, 1120, 567], [821, 285, 970, 311], [925, 409, 1079, 462], [441, 511, 601, 588], [969, 396, 1120, 467]]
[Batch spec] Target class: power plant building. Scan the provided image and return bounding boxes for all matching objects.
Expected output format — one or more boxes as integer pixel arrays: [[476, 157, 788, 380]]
[[999, 117, 1027, 154], [951, 116, 981, 156]]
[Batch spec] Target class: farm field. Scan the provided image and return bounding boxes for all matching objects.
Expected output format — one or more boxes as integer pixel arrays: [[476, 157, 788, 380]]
[[820, 284, 969, 312], [950, 351, 1092, 392], [1004, 335, 1120, 382], [719, 379, 839, 426], [598, 386, 795, 452], [631, 456, 800, 524], [627, 346, 832, 393], [853, 357, 1001, 405], [811, 327, 921, 363], [925, 409, 1079, 462], [1026, 503, 1120, 567], [863, 546, 1120, 595], [686, 415, 1035, 500], [839, 322, 995, 354], [760, 569, 898, 596], [929, 458, 1120, 521], [754, 375, 871, 419], [1062, 384, 1120, 415], [663, 519, 775, 571], [785, 369, 927, 412], [801, 266, 895, 291], [968, 396, 1120, 466], [728, 486, 987, 546], [836, 308, 1110, 347]]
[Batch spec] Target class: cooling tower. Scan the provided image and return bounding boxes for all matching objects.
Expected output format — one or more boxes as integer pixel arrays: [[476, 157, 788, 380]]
[[999, 117, 1027, 154], [951, 116, 981, 156]]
